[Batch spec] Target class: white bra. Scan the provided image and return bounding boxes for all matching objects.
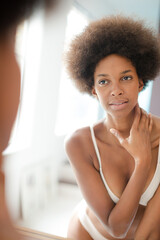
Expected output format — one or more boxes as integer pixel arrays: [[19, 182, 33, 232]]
[[90, 126, 160, 206]]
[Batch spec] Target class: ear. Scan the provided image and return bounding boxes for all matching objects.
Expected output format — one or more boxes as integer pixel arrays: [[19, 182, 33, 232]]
[[92, 87, 98, 99], [138, 79, 144, 92]]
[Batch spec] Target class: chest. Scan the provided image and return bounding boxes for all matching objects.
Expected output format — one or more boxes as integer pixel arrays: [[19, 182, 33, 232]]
[[92, 140, 159, 198]]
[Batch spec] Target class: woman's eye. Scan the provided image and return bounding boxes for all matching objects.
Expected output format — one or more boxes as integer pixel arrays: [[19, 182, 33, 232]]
[[122, 75, 132, 81], [98, 79, 109, 85]]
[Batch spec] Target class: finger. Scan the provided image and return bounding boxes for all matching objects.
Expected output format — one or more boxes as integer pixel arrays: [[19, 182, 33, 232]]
[[110, 128, 124, 144], [132, 104, 141, 130]]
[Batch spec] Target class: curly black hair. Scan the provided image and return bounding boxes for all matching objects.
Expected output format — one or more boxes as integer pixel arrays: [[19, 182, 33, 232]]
[[65, 15, 160, 95]]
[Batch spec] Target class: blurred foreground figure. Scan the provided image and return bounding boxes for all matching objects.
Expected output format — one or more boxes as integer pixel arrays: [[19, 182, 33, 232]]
[[0, 1, 56, 239]]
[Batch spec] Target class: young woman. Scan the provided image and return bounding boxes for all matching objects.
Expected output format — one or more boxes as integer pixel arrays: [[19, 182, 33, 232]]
[[64, 15, 160, 240]]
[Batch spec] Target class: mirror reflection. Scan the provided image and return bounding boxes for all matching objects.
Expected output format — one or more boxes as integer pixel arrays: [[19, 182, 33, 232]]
[[2, 0, 160, 239]]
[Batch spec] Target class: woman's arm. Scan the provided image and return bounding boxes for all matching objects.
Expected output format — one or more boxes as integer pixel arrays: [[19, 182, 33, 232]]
[[65, 105, 152, 238], [134, 116, 160, 240], [108, 105, 152, 237], [134, 185, 160, 240]]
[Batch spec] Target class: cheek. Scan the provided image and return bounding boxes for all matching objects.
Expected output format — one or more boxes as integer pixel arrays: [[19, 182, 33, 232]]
[[95, 91, 109, 110], [128, 82, 139, 94], [128, 86, 139, 106]]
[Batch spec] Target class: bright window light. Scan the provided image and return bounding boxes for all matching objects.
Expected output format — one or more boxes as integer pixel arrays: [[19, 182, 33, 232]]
[[4, 10, 44, 154], [138, 81, 153, 112], [55, 8, 99, 136]]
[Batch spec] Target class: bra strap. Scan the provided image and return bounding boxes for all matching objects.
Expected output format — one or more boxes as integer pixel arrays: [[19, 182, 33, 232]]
[[90, 126, 102, 169]]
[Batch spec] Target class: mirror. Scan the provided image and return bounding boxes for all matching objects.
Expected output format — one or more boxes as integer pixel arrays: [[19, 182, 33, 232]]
[[2, 0, 160, 239]]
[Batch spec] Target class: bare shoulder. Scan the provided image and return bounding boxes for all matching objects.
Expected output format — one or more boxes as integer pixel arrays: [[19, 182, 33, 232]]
[[152, 114, 160, 135], [65, 126, 90, 147], [150, 114, 160, 148], [64, 126, 92, 162], [64, 120, 104, 152]]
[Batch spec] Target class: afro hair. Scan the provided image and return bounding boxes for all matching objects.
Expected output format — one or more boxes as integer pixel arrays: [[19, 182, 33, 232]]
[[65, 15, 160, 95]]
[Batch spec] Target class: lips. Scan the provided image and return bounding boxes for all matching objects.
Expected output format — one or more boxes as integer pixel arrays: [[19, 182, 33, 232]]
[[109, 100, 128, 105], [109, 100, 129, 110]]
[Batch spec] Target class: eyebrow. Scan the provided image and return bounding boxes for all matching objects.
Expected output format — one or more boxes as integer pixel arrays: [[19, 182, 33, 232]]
[[120, 69, 132, 74], [96, 74, 109, 77], [96, 69, 132, 78]]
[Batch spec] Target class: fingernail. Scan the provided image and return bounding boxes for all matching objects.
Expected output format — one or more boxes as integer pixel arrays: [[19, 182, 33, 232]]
[[110, 128, 115, 134]]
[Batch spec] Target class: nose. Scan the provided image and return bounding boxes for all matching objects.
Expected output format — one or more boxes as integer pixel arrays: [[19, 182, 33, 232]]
[[111, 83, 123, 96]]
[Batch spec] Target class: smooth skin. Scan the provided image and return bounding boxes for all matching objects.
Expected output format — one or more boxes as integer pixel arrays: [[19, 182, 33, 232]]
[[65, 54, 160, 240], [0, 31, 23, 240]]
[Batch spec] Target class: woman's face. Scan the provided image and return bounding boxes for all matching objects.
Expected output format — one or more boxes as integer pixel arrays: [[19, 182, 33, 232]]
[[92, 54, 143, 118]]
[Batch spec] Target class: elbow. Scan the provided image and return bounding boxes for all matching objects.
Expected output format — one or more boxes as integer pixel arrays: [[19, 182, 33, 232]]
[[107, 221, 129, 239], [110, 229, 127, 239], [103, 221, 128, 238]]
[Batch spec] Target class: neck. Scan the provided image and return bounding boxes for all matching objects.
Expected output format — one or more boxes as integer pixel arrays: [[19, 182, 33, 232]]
[[105, 110, 135, 138]]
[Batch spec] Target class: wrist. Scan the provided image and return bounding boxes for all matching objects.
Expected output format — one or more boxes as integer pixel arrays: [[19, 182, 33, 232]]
[[133, 162, 150, 186], [135, 157, 151, 172]]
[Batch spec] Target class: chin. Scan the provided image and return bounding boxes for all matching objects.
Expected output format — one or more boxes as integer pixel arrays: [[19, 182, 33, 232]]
[[107, 107, 135, 119]]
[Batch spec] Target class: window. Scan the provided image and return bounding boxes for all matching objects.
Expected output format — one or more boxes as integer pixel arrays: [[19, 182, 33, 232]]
[[55, 7, 99, 136], [138, 81, 153, 112], [4, 9, 45, 154]]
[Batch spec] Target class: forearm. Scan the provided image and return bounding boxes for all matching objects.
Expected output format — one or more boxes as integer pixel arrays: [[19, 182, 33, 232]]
[[107, 160, 150, 238], [135, 185, 160, 240]]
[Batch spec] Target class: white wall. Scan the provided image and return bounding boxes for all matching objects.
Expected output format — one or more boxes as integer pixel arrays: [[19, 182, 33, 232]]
[[150, 76, 160, 116], [75, 0, 159, 26]]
